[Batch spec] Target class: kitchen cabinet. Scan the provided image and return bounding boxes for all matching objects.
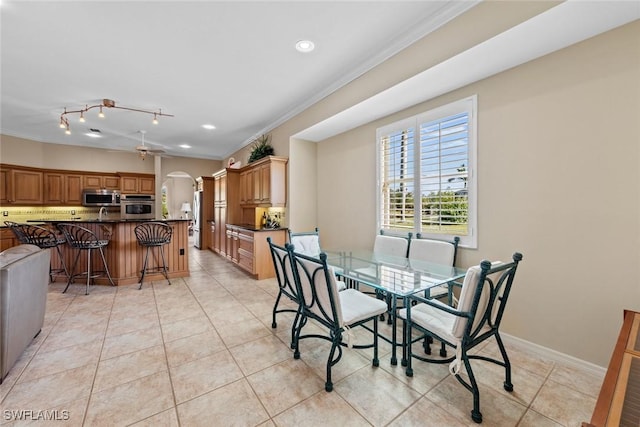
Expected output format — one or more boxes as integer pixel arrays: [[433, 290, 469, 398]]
[[0, 166, 43, 205], [225, 225, 286, 279], [209, 221, 216, 251], [212, 168, 240, 256], [0, 227, 19, 251], [83, 174, 120, 190], [238, 156, 287, 207], [196, 176, 214, 250], [119, 174, 155, 194], [44, 172, 83, 205]]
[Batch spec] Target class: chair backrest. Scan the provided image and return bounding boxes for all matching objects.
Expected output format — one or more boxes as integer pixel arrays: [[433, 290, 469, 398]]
[[134, 222, 173, 245], [18, 224, 60, 248], [267, 237, 298, 302], [287, 247, 343, 329], [288, 228, 321, 257], [451, 253, 523, 340], [409, 235, 460, 266], [57, 223, 102, 248], [4, 221, 30, 244], [373, 231, 411, 258]]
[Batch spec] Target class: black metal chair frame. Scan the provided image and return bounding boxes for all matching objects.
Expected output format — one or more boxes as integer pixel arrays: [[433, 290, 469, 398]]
[[403, 253, 523, 424], [57, 223, 115, 295], [5, 221, 69, 283], [267, 237, 301, 349], [288, 246, 385, 392], [134, 221, 172, 290]]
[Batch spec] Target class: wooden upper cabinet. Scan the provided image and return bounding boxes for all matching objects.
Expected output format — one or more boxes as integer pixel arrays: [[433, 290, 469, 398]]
[[44, 172, 82, 205], [238, 156, 287, 207], [3, 168, 44, 205], [83, 174, 121, 190], [120, 174, 154, 194]]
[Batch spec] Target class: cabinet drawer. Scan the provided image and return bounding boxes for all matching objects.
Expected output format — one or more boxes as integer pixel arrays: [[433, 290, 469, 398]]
[[238, 236, 253, 253], [238, 249, 254, 272]]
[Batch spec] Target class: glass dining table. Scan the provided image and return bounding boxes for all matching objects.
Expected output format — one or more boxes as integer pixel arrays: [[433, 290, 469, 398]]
[[323, 249, 467, 365]]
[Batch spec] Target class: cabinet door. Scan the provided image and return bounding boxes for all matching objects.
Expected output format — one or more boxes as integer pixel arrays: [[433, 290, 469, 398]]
[[65, 174, 83, 204], [12, 169, 43, 204], [44, 172, 64, 204], [139, 177, 155, 194], [239, 170, 250, 205], [0, 228, 17, 251], [259, 163, 271, 202], [103, 176, 121, 190], [121, 176, 138, 193], [252, 168, 261, 203], [83, 175, 103, 189], [0, 168, 9, 204]]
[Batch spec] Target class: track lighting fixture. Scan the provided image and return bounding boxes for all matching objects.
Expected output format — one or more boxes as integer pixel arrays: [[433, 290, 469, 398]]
[[59, 99, 173, 133]]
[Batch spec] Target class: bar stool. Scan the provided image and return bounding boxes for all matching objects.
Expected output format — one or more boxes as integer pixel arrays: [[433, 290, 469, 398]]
[[4, 221, 69, 283], [134, 222, 172, 290], [57, 223, 114, 295]]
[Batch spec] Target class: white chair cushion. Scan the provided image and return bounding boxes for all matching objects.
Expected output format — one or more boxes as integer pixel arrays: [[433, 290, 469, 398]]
[[453, 261, 502, 338], [408, 238, 455, 265], [339, 289, 388, 326], [398, 301, 460, 346], [373, 235, 408, 257], [291, 235, 321, 257]]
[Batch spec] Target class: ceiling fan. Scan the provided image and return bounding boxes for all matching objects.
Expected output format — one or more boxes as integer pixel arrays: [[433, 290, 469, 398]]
[[135, 130, 165, 160]]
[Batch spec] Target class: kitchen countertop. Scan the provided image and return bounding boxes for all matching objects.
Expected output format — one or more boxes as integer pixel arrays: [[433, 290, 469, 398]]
[[21, 218, 190, 224], [227, 223, 286, 232]]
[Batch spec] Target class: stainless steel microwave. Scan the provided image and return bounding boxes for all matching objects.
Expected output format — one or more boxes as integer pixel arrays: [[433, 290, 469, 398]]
[[82, 189, 121, 207]]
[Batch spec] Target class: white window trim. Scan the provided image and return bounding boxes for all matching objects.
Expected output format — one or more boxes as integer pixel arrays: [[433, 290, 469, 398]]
[[376, 95, 477, 249]]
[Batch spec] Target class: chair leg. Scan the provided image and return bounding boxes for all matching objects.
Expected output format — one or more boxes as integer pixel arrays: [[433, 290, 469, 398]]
[[139, 246, 151, 290], [372, 317, 380, 367], [405, 321, 414, 377], [85, 248, 92, 295], [271, 292, 283, 328], [159, 245, 171, 284], [325, 336, 342, 392], [55, 244, 69, 281], [63, 249, 82, 293], [98, 247, 115, 286], [290, 309, 301, 350], [461, 350, 482, 424], [293, 315, 307, 359], [495, 333, 513, 392]]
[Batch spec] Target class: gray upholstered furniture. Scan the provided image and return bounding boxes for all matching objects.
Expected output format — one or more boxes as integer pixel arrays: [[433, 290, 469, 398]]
[[0, 244, 50, 383]]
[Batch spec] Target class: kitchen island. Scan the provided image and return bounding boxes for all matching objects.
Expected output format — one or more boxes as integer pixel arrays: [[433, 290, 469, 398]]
[[29, 218, 190, 286]]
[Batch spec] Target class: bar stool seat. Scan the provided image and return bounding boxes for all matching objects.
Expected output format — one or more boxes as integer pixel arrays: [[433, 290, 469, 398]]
[[4, 221, 69, 283], [57, 223, 114, 295], [134, 222, 172, 290]]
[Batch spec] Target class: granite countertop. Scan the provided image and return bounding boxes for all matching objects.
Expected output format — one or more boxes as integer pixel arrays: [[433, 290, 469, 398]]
[[23, 218, 190, 224], [228, 223, 286, 232]]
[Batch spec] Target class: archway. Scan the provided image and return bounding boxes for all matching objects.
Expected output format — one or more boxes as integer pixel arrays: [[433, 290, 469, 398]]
[[162, 171, 196, 220]]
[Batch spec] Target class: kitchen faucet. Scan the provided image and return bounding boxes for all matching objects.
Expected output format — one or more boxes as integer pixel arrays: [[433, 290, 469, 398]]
[[99, 207, 108, 220]]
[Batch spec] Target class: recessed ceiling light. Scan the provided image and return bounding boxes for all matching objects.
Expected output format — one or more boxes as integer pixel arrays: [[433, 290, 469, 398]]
[[295, 40, 315, 53], [202, 124, 216, 130], [179, 144, 191, 149]]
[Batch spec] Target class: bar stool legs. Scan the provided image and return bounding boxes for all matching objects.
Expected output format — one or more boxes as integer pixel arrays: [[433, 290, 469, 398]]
[[139, 243, 171, 290]]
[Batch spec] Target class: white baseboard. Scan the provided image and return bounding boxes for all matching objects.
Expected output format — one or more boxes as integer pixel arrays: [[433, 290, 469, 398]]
[[501, 332, 607, 377]]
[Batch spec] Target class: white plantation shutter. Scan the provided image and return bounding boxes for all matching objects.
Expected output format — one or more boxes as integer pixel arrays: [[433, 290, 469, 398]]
[[377, 96, 477, 248]]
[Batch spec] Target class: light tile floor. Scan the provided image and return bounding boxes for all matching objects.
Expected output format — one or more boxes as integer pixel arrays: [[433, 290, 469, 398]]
[[1, 247, 603, 426]]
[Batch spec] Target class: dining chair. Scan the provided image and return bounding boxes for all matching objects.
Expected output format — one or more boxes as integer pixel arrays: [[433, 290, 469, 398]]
[[288, 246, 388, 392], [288, 228, 346, 291], [267, 237, 301, 349], [408, 234, 460, 303], [399, 252, 523, 424]]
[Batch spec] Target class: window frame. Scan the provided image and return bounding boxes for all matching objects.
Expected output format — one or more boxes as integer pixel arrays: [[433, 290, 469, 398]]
[[376, 95, 477, 248]]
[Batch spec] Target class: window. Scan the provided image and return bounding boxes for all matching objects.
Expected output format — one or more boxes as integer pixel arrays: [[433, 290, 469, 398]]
[[377, 96, 477, 248]]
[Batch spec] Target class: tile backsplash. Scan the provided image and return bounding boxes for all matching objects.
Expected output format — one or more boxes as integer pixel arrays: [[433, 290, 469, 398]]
[[1, 206, 101, 224]]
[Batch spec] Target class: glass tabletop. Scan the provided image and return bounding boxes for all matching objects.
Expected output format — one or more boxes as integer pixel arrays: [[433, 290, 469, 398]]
[[323, 249, 467, 297]]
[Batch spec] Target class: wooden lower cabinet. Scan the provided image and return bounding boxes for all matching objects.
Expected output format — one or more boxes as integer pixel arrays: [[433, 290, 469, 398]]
[[0, 228, 18, 252], [225, 225, 285, 279]]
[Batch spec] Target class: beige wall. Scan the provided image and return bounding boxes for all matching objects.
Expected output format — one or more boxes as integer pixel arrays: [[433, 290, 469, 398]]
[[314, 21, 640, 367], [224, 4, 640, 366]]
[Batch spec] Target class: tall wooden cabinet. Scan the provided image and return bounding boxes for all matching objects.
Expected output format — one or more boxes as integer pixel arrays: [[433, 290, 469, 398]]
[[212, 168, 240, 256], [196, 176, 214, 250]]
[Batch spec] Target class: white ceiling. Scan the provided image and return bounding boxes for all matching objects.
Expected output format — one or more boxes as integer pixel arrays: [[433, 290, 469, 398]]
[[0, 0, 476, 160]]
